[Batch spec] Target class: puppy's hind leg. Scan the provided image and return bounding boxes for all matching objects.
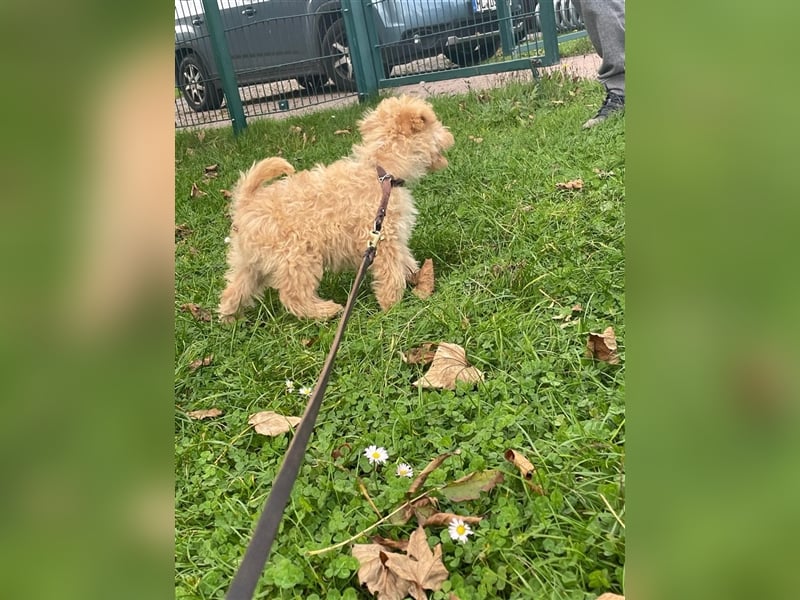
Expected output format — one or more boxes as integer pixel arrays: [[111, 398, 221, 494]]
[[273, 256, 343, 320], [218, 262, 264, 322]]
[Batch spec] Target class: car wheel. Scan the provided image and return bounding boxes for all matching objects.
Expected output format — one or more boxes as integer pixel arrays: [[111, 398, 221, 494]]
[[296, 75, 330, 93], [443, 39, 498, 67], [178, 54, 223, 112], [322, 19, 357, 92]]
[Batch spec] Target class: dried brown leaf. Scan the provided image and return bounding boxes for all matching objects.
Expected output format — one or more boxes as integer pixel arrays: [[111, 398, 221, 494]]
[[188, 355, 213, 371], [186, 408, 222, 420], [196, 130, 206, 142], [408, 451, 457, 495], [467, 135, 483, 144], [334, 129, 351, 135], [389, 496, 439, 526], [204, 164, 218, 174], [331, 442, 352, 460], [220, 189, 233, 199], [300, 336, 318, 347], [411, 259, 435, 300], [384, 526, 449, 597], [555, 178, 584, 191], [401, 343, 438, 366], [248, 411, 301, 436], [352, 545, 412, 600], [190, 182, 206, 198], [593, 168, 615, 179], [420, 512, 482, 528], [180, 303, 211, 322], [586, 326, 620, 364], [504, 449, 544, 494], [413, 343, 483, 390], [371, 535, 409, 553], [175, 223, 193, 240]]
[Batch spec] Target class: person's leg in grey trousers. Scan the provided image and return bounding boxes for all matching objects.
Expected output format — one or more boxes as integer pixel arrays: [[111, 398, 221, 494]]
[[574, 0, 625, 127]]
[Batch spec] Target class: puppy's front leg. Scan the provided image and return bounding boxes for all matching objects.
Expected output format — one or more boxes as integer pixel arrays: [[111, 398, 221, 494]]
[[371, 242, 417, 311]]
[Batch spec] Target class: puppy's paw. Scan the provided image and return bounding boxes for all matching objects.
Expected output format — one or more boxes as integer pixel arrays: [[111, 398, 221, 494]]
[[218, 312, 238, 325], [293, 300, 343, 321]]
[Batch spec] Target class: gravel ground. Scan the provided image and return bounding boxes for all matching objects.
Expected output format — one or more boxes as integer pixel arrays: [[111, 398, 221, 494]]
[[174, 53, 601, 130]]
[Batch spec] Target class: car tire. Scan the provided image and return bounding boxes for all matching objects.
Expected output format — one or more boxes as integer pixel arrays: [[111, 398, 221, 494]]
[[296, 75, 330, 93], [322, 19, 357, 92], [443, 39, 498, 67], [178, 54, 224, 112]]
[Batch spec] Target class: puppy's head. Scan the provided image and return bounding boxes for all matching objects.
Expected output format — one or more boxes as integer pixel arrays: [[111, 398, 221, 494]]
[[356, 95, 454, 181]]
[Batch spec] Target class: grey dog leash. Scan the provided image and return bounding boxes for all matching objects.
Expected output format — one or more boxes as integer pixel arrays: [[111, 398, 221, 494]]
[[225, 166, 399, 600]]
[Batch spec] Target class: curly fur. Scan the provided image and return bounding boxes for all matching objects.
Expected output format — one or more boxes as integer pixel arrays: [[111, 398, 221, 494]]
[[218, 95, 455, 321]]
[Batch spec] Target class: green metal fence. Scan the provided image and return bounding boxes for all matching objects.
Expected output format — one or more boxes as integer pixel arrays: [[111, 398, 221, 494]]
[[174, 0, 585, 132]]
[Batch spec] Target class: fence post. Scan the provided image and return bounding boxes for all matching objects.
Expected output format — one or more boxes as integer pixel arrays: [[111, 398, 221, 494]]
[[201, 0, 247, 135], [496, 0, 515, 56], [341, 0, 379, 100], [538, 0, 560, 67]]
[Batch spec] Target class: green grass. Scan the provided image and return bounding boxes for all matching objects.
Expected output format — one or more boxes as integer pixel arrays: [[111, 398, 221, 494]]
[[175, 74, 624, 600], [558, 35, 595, 58]]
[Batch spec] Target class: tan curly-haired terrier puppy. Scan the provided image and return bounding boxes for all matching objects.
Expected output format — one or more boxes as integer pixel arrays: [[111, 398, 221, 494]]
[[218, 95, 454, 321]]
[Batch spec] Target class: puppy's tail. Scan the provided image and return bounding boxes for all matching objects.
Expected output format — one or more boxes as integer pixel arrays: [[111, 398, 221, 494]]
[[235, 157, 295, 201]]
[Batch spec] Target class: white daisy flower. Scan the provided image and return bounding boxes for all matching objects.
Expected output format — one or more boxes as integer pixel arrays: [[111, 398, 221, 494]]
[[448, 518, 474, 544], [396, 463, 414, 478], [298, 386, 312, 397], [285, 379, 294, 393], [364, 445, 388, 465]]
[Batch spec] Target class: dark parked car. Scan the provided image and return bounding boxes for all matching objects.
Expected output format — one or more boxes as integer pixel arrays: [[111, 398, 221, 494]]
[[175, 0, 531, 112]]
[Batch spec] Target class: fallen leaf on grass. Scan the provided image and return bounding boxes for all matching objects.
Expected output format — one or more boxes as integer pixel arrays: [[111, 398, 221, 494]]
[[220, 189, 233, 199], [248, 411, 301, 436], [196, 130, 206, 142], [371, 535, 408, 552], [439, 470, 504, 502], [467, 135, 483, 144], [190, 182, 206, 198], [175, 224, 193, 240], [188, 355, 213, 371], [390, 496, 439, 526], [504, 449, 544, 495], [408, 451, 459, 495], [180, 303, 211, 322], [186, 408, 222, 420], [586, 326, 620, 364], [410, 259, 435, 299], [352, 545, 412, 600], [413, 343, 484, 390], [203, 164, 219, 179], [555, 178, 583, 191], [354, 531, 448, 599], [401, 343, 438, 366], [331, 442, 352, 460], [420, 512, 482, 528], [334, 129, 351, 135]]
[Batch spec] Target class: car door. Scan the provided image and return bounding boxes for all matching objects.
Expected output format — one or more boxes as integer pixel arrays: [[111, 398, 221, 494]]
[[234, 0, 313, 74]]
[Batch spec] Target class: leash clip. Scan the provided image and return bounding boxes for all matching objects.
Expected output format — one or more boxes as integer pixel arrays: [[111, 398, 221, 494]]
[[368, 229, 383, 249], [378, 172, 393, 184]]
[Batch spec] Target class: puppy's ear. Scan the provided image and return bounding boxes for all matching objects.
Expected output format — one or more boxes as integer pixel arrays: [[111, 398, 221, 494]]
[[396, 106, 432, 136]]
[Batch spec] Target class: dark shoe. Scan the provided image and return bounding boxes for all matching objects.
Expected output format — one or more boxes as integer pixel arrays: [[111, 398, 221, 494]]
[[582, 90, 625, 129]]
